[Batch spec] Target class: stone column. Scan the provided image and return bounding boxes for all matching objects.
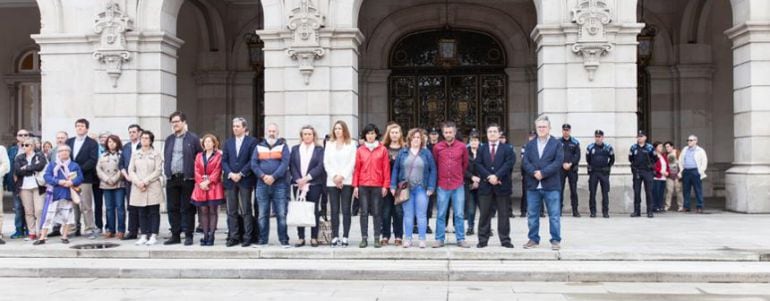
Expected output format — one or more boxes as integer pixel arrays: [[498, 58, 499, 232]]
[[359, 69, 390, 129], [724, 22, 770, 213], [533, 0, 642, 213]]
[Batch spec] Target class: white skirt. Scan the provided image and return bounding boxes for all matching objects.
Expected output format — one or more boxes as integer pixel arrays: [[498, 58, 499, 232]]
[[40, 199, 75, 231]]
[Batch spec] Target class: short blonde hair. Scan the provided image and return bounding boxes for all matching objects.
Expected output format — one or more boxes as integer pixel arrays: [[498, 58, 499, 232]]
[[200, 134, 220, 150]]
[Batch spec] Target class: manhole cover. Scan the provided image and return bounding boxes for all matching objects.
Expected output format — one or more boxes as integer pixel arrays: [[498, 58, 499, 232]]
[[70, 243, 121, 250]]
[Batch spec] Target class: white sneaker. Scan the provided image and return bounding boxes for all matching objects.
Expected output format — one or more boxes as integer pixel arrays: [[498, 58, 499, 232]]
[[135, 235, 148, 245], [146, 234, 157, 245]]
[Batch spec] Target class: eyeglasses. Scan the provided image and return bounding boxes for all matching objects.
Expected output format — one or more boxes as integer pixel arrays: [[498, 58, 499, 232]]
[[687, 139, 695, 142], [22, 144, 31, 147], [17, 134, 29, 137]]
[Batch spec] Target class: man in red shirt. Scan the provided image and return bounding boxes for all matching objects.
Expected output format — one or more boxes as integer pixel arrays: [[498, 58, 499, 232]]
[[431, 122, 470, 248]]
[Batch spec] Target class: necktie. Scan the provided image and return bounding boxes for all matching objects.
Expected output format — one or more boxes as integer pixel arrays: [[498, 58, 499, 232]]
[[491, 144, 496, 162]]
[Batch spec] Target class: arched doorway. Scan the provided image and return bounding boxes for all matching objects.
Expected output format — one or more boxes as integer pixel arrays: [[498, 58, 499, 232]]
[[388, 29, 507, 136]]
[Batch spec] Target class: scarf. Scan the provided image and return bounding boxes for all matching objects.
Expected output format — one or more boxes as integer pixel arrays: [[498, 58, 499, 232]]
[[365, 141, 379, 151], [53, 157, 71, 181]]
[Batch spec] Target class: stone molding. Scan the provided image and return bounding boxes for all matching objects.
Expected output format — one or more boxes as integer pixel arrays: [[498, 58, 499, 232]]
[[92, 1, 134, 88], [286, 0, 326, 85], [570, 0, 613, 81]]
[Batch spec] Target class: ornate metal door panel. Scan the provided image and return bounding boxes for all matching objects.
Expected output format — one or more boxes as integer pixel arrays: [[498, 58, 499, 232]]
[[388, 29, 507, 136]]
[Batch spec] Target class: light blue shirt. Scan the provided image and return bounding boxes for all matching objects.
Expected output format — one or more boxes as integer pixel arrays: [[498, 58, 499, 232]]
[[683, 147, 697, 169]]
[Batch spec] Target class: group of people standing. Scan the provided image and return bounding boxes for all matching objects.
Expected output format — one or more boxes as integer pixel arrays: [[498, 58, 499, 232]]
[[0, 112, 708, 249]]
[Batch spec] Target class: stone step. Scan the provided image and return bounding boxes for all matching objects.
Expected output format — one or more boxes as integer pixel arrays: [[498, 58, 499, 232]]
[[2, 258, 769, 283], [0, 245, 764, 262]]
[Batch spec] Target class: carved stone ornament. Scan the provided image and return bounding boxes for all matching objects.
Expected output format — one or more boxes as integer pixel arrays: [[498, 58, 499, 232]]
[[93, 1, 134, 88], [571, 0, 613, 81], [286, 0, 326, 85]]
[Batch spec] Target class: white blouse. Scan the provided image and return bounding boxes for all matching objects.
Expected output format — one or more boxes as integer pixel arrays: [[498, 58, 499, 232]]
[[323, 140, 357, 187]]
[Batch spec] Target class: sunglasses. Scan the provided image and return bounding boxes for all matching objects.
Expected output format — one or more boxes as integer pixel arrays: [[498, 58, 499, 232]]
[[17, 134, 29, 137], [687, 139, 695, 142], [22, 144, 32, 147]]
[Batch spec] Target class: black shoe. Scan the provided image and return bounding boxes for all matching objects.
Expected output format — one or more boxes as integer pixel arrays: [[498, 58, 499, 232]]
[[226, 239, 240, 247], [207, 233, 215, 246], [241, 241, 252, 248], [184, 236, 194, 246], [603, 212, 610, 218], [61, 238, 70, 244], [466, 229, 475, 236], [0, 238, 5, 245], [200, 233, 209, 246], [295, 240, 306, 248], [501, 242, 514, 248], [122, 233, 138, 240], [647, 212, 654, 218], [520, 213, 526, 218], [163, 236, 181, 245], [590, 213, 597, 218], [426, 226, 433, 234], [33, 239, 46, 245], [476, 242, 487, 248], [310, 239, 319, 247], [572, 211, 581, 217], [630, 212, 641, 217], [196, 227, 204, 233], [75, 230, 82, 237]]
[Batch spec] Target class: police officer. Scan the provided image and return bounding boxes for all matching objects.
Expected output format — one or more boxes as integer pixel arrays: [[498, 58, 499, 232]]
[[629, 130, 657, 218], [559, 124, 581, 217], [586, 130, 615, 218]]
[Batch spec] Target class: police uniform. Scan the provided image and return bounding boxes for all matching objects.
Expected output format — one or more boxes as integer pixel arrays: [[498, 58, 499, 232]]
[[586, 130, 615, 218], [629, 131, 658, 218], [559, 124, 581, 216]]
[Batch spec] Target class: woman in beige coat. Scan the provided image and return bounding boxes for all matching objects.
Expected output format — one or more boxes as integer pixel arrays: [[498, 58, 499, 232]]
[[128, 131, 163, 245], [96, 135, 125, 239]]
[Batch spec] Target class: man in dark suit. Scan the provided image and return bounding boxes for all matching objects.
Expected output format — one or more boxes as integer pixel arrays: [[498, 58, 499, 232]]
[[522, 115, 564, 250], [163, 112, 202, 246], [222, 117, 258, 247], [66, 118, 100, 239], [120, 124, 142, 240], [475, 123, 515, 248]]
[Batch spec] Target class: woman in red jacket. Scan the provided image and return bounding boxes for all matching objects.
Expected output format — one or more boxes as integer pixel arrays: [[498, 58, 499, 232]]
[[352, 123, 391, 248], [652, 142, 670, 213], [192, 134, 225, 246]]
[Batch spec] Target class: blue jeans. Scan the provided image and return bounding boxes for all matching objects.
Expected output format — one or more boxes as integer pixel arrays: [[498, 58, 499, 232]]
[[682, 169, 704, 209], [652, 180, 666, 211], [255, 181, 289, 244], [435, 186, 465, 242], [402, 186, 429, 241], [13, 193, 26, 232], [526, 189, 561, 244], [102, 188, 126, 233]]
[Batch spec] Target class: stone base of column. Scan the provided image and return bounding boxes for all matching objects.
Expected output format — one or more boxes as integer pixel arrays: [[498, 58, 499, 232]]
[[725, 165, 770, 213]]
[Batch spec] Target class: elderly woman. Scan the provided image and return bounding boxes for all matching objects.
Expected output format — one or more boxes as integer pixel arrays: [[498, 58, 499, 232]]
[[97, 135, 125, 239], [37, 145, 83, 245], [14, 137, 48, 241], [128, 131, 164, 246]]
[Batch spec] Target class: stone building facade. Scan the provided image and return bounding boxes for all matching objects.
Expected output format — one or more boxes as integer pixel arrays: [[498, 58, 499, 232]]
[[0, 0, 768, 213]]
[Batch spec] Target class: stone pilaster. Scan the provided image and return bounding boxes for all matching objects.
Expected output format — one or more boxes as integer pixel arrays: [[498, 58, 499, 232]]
[[724, 22, 770, 213]]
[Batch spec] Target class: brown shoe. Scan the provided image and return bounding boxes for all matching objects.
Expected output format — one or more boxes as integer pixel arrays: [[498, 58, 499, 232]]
[[380, 239, 389, 246], [523, 240, 539, 249], [103, 232, 114, 239], [394, 238, 402, 247], [116, 232, 124, 240]]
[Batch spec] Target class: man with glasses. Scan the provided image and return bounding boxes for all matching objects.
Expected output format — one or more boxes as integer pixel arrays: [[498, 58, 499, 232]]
[[5, 129, 30, 239], [163, 112, 202, 245], [66, 119, 100, 238], [120, 124, 142, 240], [678, 135, 708, 213]]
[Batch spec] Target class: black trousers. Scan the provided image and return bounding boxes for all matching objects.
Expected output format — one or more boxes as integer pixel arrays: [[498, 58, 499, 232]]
[[633, 170, 654, 213], [125, 187, 140, 235], [359, 186, 383, 240], [328, 185, 353, 239], [166, 177, 195, 237], [560, 170, 579, 210], [381, 192, 403, 239], [226, 185, 255, 242], [588, 171, 610, 214], [478, 192, 511, 245], [296, 185, 323, 240], [93, 183, 104, 230], [138, 205, 160, 235]]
